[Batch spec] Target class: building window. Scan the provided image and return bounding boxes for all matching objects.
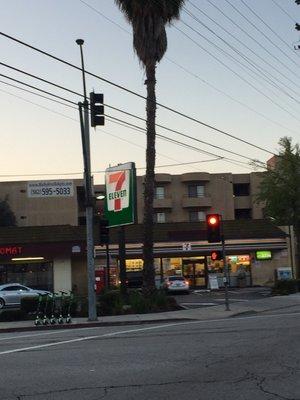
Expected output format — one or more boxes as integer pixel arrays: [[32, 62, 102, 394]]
[[233, 183, 250, 196], [188, 184, 204, 198], [155, 212, 166, 223], [154, 186, 165, 199], [189, 210, 206, 222], [235, 209, 252, 219]]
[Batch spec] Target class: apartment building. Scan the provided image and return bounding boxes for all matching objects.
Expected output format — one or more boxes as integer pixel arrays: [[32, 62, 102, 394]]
[[0, 172, 289, 292]]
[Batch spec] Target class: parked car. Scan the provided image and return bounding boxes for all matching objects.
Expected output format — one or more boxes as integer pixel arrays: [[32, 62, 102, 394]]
[[0, 283, 51, 310], [163, 276, 190, 294]]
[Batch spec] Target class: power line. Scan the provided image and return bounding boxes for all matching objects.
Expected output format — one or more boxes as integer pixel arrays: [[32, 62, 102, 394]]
[[0, 79, 265, 172], [186, 1, 300, 96], [270, 0, 296, 23], [240, 0, 300, 58], [78, 0, 298, 136], [206, 0, 299, 78], [180, 14, 300, 107], [174, 25, 300, 124], [0, 31, 276, 155], [224, 0, 300, 72], [0, 66, 271, 165]]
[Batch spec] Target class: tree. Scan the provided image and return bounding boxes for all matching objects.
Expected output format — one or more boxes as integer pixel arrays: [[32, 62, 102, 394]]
[[0, 197, 16, 227], [257, 137, 300, 277], [115, 0, 185, 292]]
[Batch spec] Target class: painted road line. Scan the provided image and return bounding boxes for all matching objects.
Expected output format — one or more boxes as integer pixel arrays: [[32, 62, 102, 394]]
[[1, 311, 300, 356]]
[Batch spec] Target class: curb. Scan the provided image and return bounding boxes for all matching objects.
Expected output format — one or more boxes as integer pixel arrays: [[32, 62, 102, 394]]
[[0, 318, 195, 334]]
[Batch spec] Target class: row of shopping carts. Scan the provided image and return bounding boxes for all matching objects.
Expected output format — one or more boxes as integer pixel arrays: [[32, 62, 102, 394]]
[[34, 291, 73, 326]]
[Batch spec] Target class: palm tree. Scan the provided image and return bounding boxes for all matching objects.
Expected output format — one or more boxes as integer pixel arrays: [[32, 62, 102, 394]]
[[115, 0, 185, 292]]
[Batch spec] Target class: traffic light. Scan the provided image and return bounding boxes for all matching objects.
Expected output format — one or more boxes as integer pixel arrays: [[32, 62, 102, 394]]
[[98, 218, 109, 245], [206, 214, 221, 243], [90, 92, 104, 127], [210, 251, 222, 261]]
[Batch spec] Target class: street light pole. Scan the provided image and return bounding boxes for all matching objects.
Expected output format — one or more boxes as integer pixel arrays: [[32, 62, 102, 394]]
[[76, 38, 97, 321]]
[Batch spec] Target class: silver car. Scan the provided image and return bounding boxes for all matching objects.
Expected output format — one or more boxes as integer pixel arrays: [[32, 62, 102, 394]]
[[163, 276, 190, 294], [0, 283, 50, 310]]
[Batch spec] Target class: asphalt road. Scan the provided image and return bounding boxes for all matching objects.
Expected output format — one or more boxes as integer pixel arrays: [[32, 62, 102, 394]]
[[0, 307, 299, 400], [174, 287, 271, 309]]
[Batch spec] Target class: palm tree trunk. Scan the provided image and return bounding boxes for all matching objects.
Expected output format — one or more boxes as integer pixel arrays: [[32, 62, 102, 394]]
[[142, 62, 157, 293]]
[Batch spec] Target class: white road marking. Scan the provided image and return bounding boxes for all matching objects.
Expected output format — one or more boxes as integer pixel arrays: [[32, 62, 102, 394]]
[[0, 311, 300, 356], [181, 302, 217, 306]]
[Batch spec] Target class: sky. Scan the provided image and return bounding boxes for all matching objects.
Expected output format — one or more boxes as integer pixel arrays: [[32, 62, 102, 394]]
[[0, 0, 300, 184]]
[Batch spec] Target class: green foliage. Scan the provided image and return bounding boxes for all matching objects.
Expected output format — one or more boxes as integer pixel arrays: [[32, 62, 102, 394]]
[[0, 197, 16, 227], [272, 279, 300, 296], [96, 289, 179, 316], [256, 137, 300, 227]]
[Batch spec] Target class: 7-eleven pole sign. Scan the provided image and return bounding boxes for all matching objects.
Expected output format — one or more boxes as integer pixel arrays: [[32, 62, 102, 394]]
[[105, 162, 137, 227]]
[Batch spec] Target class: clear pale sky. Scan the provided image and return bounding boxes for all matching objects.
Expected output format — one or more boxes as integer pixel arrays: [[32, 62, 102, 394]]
[[0, 0, 300, 184]]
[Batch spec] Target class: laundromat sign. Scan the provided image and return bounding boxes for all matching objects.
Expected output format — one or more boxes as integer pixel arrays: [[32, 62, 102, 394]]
[[0, 246, 22, 256], [27, 180, 74, 198]]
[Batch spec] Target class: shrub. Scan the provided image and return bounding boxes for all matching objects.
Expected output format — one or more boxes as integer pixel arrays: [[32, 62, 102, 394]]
[[272, 279, 299, 296]]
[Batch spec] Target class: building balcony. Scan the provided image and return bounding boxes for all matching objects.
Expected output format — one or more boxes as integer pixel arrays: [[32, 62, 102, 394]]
[[182, 196, 212, 208], [154, 173, 172, 183], [181, 172, 210, 182], [234, 196, 251, 209], [153, 197, 173, 208]]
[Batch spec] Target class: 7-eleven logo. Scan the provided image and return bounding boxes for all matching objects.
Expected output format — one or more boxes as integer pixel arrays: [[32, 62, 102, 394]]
[[106, 170, 129, 212]]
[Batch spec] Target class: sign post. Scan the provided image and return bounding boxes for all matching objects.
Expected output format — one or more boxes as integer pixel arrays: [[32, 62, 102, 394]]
[[105, 162, 137, 296]]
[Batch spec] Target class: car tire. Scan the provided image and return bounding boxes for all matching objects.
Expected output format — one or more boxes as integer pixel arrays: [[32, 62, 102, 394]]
[[0, 298, 5, 309]]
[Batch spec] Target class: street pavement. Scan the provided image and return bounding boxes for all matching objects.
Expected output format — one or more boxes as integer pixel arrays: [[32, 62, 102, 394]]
[[0, 292, 300, 399]]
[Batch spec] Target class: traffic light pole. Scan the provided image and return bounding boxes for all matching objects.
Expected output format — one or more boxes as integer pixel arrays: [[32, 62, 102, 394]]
[[221, 229, 230, 311], [77, 39, 97, 321]]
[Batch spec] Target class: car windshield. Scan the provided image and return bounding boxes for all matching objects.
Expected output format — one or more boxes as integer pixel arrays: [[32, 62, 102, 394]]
[[169, 277, 185, 281]]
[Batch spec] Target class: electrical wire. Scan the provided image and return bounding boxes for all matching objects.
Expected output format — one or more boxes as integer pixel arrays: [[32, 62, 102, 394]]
[[180, 14, 300, 106], [0, 67, 271, 164], [240, 0, 300, 58], [0, 79, 265, 172], [224, 0, 300, 72], [270, 0, 296, 23], [186, 1, 300, 95], [78, 0, 298, 136], [174, 25, 300, 124], [0, 31, 276, 155]]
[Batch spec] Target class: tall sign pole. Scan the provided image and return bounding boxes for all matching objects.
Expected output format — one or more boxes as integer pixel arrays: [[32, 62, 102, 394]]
[[76, 39, 97, 321]]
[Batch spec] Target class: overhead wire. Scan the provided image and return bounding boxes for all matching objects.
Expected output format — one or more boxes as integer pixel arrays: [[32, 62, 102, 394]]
[[0, 69, 268, 167], [240, 0, 300, 58], [270, 0, 296, 23], [224, 0, 300, 72], [78, 0, 298, 136], [174, 24, 300, 124], [0, 31, 276, 155], [206, 0, 300, 77], [186, 1, 300, 95], [180, 14, 300, 106]]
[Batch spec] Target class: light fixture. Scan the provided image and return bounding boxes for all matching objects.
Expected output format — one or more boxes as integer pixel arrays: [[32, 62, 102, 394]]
[[11, 257, 45, 261]]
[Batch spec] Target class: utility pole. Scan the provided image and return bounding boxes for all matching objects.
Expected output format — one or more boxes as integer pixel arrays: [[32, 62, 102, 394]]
[[76, 39, 97, 321]]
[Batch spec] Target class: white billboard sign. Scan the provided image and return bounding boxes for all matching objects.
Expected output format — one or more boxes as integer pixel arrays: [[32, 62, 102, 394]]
[[27, 180, 74, 198]]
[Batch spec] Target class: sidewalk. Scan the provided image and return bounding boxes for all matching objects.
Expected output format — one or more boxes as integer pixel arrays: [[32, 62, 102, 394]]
[[1, 293, 300, 333]]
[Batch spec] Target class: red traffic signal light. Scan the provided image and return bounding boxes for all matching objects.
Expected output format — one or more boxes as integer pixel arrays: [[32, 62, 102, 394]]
[[206, 214, 221, 243], [211, 251, 222, 261]]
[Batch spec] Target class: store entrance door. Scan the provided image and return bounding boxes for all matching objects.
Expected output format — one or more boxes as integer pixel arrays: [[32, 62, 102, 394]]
[[182, 258, 207, 288]]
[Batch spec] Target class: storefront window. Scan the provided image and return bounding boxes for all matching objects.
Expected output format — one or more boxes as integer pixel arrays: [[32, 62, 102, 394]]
[[125, 258, 161, 275], [1, 262, 53, 291], [162, 258, 182, 277]]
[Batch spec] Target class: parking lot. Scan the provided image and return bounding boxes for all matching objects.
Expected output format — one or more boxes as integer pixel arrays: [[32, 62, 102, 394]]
[[174, 286, 271, 309]]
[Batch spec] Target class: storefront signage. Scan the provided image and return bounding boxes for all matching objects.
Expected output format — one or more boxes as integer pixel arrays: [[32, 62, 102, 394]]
[[0, 246, 22, 256], [27, 180, 74, 198], [182, 243, 191, 251], [256, 250, 272, 260], [105, 162, 137, 227]]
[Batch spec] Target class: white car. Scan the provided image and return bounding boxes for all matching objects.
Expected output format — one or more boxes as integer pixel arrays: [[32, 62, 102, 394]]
[[0, 283, 51, 310], [163, 276, 190, 294]]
